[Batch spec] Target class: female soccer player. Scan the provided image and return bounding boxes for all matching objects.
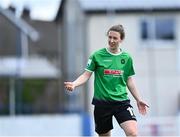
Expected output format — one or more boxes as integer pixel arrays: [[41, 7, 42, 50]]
[[64, 24, 149, 137]]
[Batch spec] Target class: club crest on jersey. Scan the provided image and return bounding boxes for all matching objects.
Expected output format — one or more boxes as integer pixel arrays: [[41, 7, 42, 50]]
[[104, 69, 124, 76], [121, 59, 125, 64]]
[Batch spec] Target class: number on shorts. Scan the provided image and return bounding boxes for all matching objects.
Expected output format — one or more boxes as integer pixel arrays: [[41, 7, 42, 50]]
[[127, 107, 135, 116]]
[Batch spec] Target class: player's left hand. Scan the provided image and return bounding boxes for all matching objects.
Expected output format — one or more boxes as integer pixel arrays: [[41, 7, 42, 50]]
[[137, 100, 149, 115]]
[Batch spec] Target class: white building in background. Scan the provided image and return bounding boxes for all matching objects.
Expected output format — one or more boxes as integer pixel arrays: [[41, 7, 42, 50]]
[[79, 0, 180, 116]]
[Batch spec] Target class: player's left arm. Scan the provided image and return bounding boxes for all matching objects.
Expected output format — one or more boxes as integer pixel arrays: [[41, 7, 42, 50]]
[[127, 76, 149, 115]]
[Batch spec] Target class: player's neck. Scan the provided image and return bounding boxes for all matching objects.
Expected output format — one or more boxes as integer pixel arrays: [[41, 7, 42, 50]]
[[108, 47, 121, 54]]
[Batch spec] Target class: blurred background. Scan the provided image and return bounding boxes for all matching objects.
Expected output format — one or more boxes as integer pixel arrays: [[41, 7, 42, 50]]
[[0, 0, 180, 136]]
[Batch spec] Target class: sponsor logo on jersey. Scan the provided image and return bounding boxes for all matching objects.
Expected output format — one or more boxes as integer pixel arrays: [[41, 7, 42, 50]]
[[87, 59, 92, 67], [103, 59, 112, 62], [104, 69, 124, 76]]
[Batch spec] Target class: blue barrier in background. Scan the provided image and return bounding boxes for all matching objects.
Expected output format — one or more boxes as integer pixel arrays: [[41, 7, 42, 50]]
[[82, 112, 91, 136]]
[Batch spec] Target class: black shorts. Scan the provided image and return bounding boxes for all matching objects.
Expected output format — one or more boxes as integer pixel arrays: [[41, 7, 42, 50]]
[[93, 100, 137, 134]]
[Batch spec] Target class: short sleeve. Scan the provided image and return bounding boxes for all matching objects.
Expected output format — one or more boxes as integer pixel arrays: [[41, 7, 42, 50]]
[[126, 57, 135, 77], [85, 54, 96, 72]]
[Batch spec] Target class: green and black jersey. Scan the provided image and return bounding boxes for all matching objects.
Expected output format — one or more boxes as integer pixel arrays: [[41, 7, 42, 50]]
[[85, 48, 135, 105]]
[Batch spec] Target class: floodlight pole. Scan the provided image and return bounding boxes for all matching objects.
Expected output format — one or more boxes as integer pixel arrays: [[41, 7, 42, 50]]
[[9, 78, 16, 115], [9, 29, 29, 115], [21, 31, 29, 59]]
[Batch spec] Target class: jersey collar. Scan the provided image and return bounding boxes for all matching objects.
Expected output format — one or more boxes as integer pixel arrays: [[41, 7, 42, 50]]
[[105, 48, 123, 56]]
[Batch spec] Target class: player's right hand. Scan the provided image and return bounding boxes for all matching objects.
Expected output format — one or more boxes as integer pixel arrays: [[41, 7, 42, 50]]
[[64, 82, 75, 91]]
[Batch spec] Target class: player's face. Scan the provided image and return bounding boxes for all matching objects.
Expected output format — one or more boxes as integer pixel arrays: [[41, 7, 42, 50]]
[[108, 31, 122, 51]]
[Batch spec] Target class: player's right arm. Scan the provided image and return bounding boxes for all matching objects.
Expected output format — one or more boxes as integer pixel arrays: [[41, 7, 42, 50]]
[[64, 70, 92, 92]]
